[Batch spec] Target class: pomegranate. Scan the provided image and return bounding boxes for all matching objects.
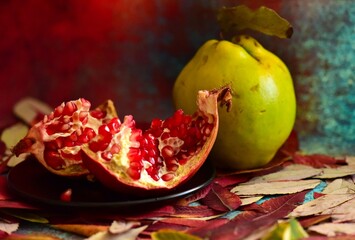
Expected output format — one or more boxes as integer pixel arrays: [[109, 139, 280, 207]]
[[81, 86, 232, 193], [12, 99, 118, 177]]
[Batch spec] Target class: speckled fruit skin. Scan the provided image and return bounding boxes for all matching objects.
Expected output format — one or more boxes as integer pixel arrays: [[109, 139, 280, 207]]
[[173, 35, 296, 170]]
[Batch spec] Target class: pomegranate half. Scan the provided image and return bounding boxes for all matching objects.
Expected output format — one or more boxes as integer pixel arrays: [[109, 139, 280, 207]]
[[12, 99, 118, 177], [81, 86, 232, 192]]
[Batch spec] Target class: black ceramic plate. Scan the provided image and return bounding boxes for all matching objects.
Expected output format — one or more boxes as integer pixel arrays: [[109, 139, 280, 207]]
[[7, 158, 215, 210]]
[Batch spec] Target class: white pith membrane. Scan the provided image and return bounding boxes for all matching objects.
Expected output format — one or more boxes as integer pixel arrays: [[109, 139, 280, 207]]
[[82, 87, 229, 190]]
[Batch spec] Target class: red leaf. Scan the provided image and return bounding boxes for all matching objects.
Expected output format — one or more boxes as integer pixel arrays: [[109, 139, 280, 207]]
[[279, 130, 299, 155], [146, 218, 207, 233], [188, 218, 230, 236], [298, 214, 331, 228], [213, 175, 250, 188], [200, 183, 241, 212], [0, 200, 39, 210], [194, 191, 308, 240], [177, 184, 212, 206], [124, 205, 176, 220], [292, 153, 345, 168], [159, 218, 207, 228], [173, 205, 218, 218]]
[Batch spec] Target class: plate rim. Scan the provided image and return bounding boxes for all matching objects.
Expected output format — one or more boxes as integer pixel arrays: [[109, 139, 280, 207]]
[[7, 158, 215, 209]]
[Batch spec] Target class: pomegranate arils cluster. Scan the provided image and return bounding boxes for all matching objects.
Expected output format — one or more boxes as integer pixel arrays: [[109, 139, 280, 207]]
[[12, 98, 117, 177], [42, 99, 102, 170], [127, 109, 214, 182]]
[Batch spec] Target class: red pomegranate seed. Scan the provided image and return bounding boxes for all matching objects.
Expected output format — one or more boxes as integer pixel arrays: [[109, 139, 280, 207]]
[[151, 118, 162, 129], [107, 118, 121, 133], [78, 128, 96, 143], [127, 167, 141, 180], [101, 151, 113, 161], [110, 144, 120, 154], [146, 167, 160, 181], [127, 148, 142, 162], [61, 152, 81, 161], [161, 173, 174, 181], [161, 146, 174, 159], [129, 160, 143, 169], [62, 102, 77, 116], [90, 109, 106, 119], [44, 150, 65, 170], [60, 188, 72, 202]]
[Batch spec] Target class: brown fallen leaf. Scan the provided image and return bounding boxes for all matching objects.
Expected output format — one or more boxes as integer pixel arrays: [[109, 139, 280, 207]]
[[314, 165, 355, 179], [322, 178, 355, 194], [0, 221, 18, 235], [51, 224, 109, 237], [86, 224, 147, 240], [308, 223, 355, 237], [322, 197, 355, 223], [109, 220, 140, 234], [243, 164, 322, 184], [289, 194, 355, 217], [231, 179, 321, 195], [240, 196, 263, 206]]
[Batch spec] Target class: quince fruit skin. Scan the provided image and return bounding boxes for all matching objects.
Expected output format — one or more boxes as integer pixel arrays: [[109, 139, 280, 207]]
[[172, 35, 296, 170]]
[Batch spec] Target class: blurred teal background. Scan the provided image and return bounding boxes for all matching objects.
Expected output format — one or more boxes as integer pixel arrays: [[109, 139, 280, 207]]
[[0, 0, 354, 155]]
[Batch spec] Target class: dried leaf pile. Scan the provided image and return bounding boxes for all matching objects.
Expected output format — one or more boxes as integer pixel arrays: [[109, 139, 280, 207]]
[[0, 98, 354, 240]]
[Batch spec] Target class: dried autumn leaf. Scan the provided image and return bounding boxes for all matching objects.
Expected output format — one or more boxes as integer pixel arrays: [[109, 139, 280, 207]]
[[172, 205, 219, 218], [213, 175, 250, 187], [314, 165, 355, 179], [192, 191, 307, 239], [292, 153, 344, 168], [299, 214, 332, 228], [308, 223, 355, 237], [86, 225, 147, 240], [152, 229, 202, 240], [322, 197, 355, 223], [346, 156, 355, 165], [0, 200, 38, 210], [200, 183, 241, 212], [0, 221, 18, 235], [322, 178, 355, 194], [109, 220, 140, 234], [244, 164, 323, 184], [13, 97, 52, 126], [51, 224, 109, 237], [158, 218, 207, 228], [1, 123, 28, 150], [289, 194, 355, 217], [177, 184, 212, 206], [231, 179, 320, 196], [217, 5, 293, 39], [240, 196, 263, 206]]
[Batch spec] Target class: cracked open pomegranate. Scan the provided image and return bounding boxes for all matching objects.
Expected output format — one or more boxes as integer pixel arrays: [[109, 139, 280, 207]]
[[81, 86, 231, 192], [12, 99, 117, 177]]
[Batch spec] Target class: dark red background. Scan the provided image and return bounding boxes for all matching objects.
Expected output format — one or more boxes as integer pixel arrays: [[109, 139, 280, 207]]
[[1, 0, 354, 155]]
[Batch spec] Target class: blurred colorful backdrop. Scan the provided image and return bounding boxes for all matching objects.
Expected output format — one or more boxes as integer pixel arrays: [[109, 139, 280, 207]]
[[1, 0, 354, 155]]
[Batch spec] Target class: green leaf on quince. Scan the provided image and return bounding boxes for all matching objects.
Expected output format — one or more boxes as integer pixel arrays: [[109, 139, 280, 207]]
[[217, 5, 293, 39]]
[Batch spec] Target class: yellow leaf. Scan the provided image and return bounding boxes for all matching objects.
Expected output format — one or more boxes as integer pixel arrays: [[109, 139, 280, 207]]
[[151, 229, 202, 240]]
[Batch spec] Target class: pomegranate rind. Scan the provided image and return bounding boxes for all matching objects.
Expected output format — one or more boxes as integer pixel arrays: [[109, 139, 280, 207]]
[[12, 99, 118, 177], [81, 86, 232, 193]]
